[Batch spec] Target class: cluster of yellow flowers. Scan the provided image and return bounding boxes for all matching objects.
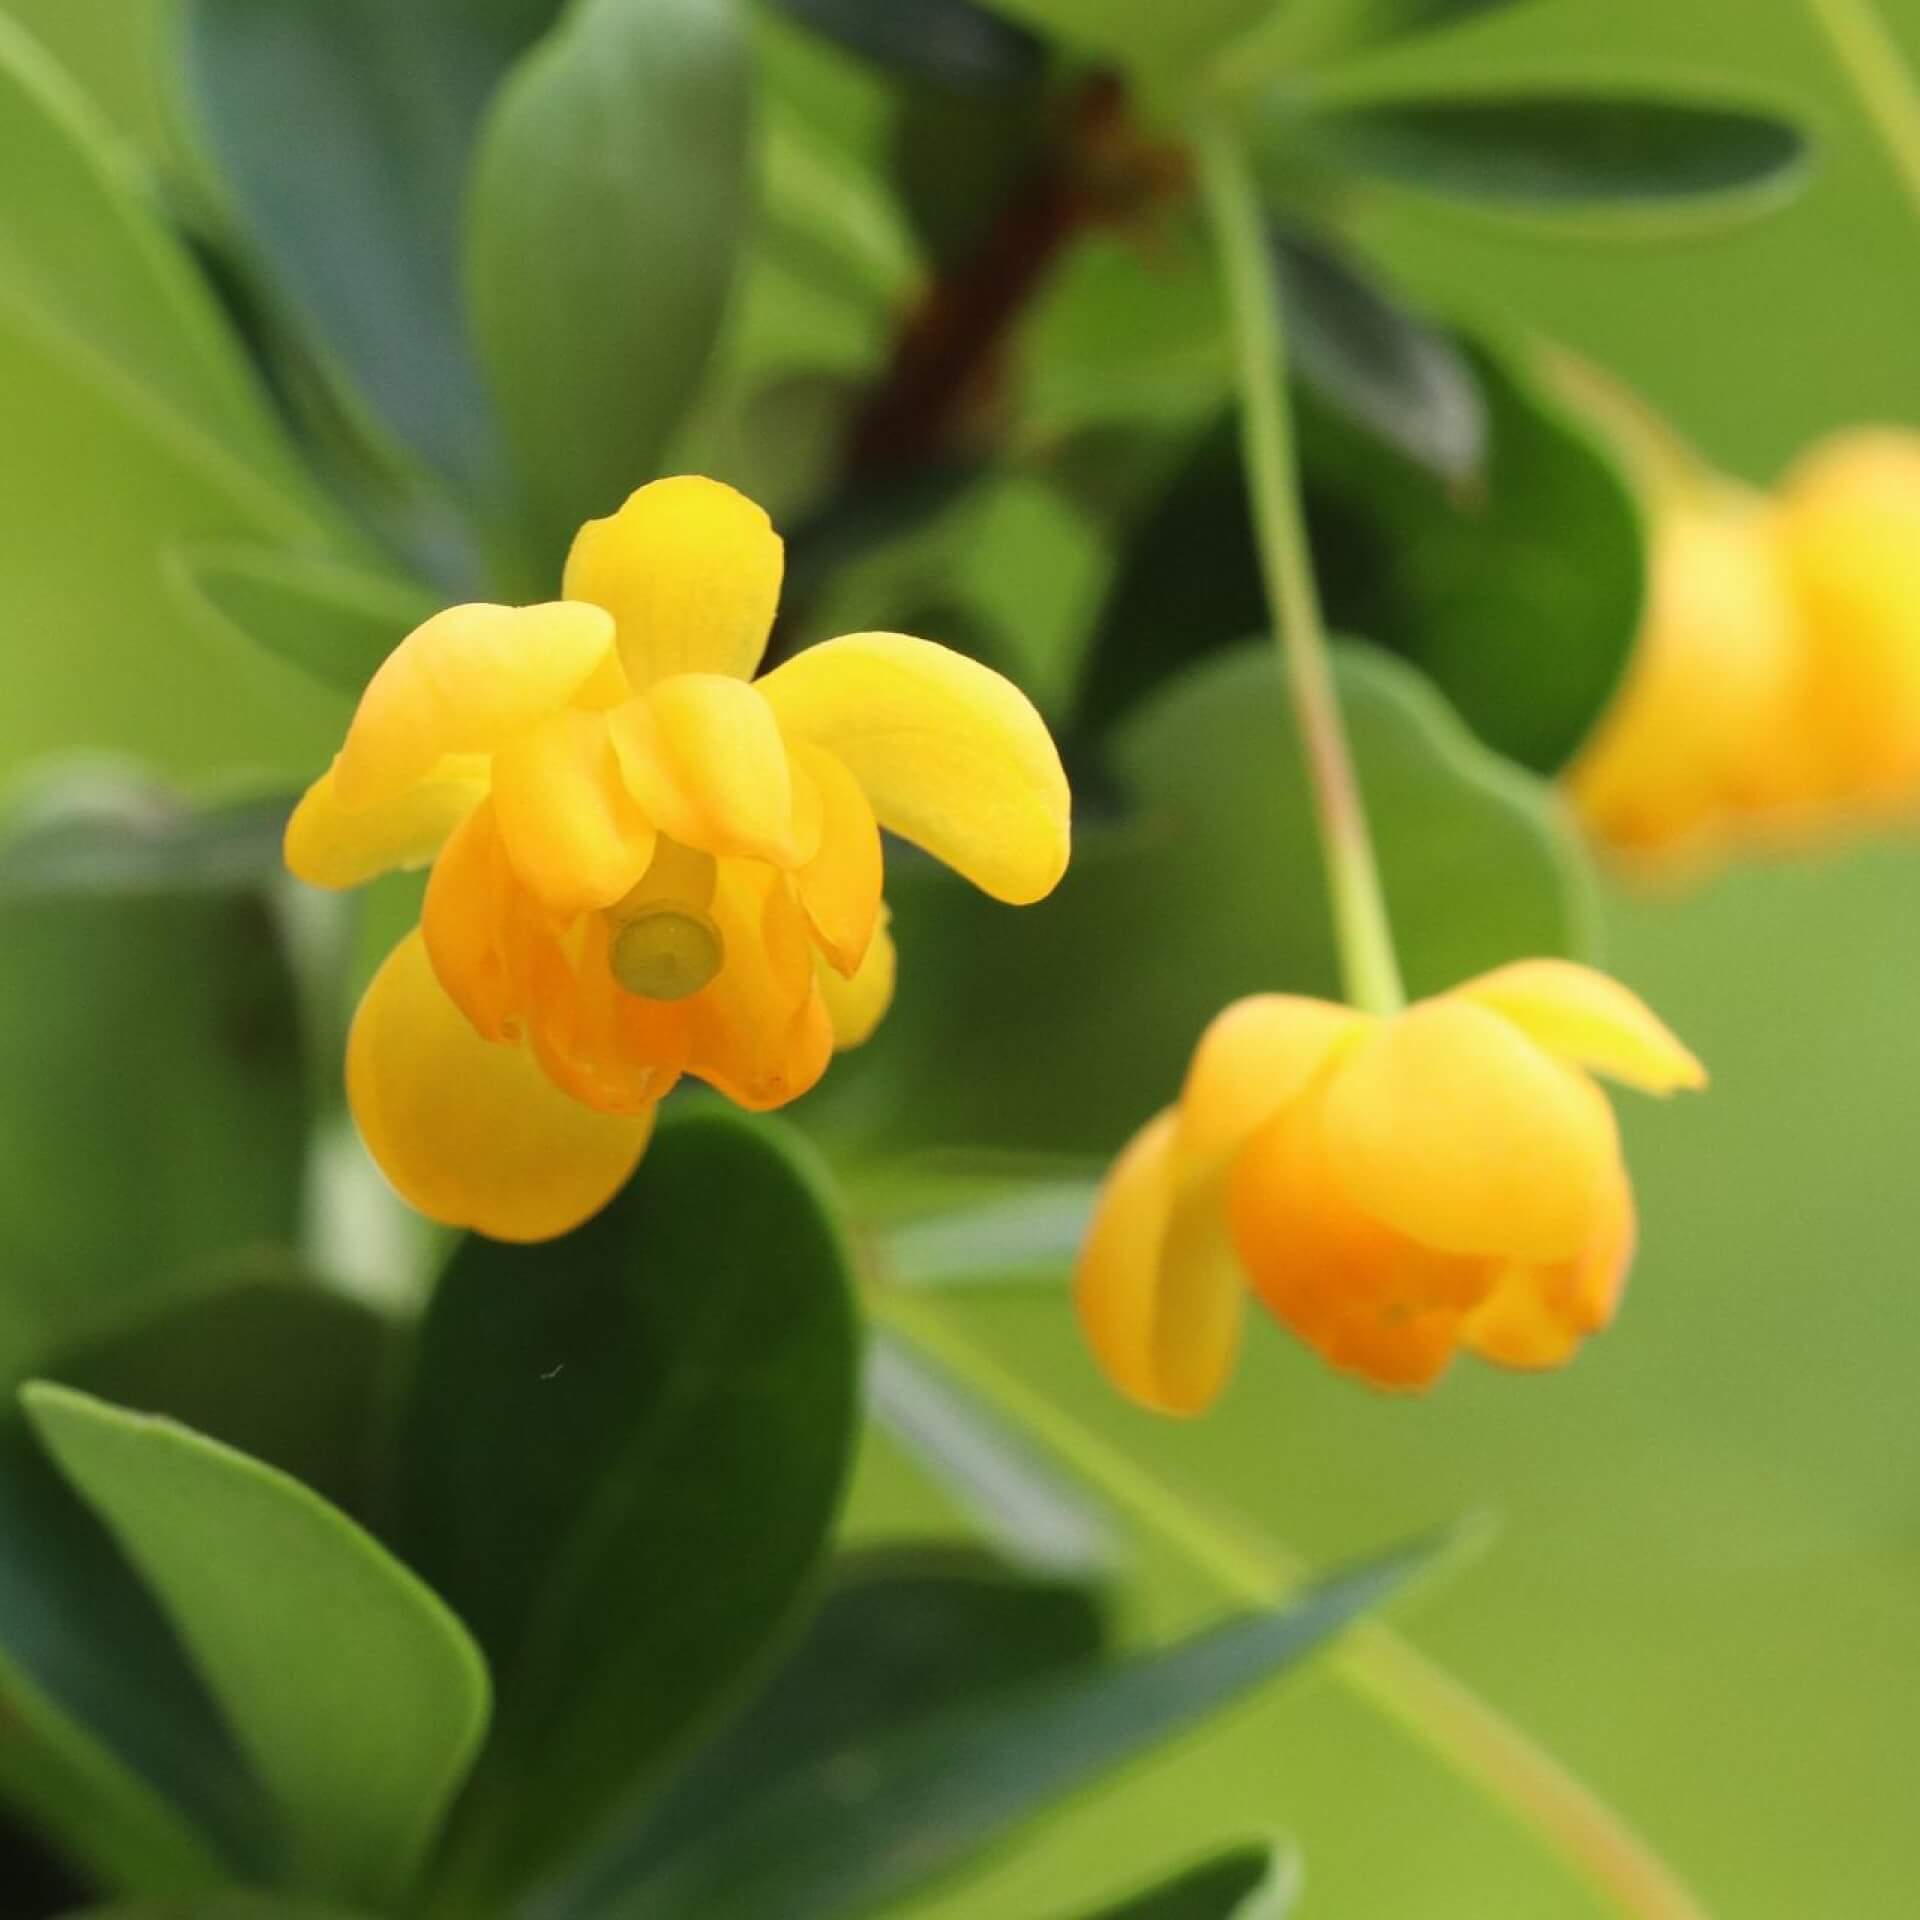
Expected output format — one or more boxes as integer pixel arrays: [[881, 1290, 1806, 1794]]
[[1570, 428, 1920, 867], [291, 474, 1702, 1401]]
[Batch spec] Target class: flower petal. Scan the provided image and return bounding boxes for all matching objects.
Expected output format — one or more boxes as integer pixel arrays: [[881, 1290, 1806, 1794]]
[[526, 916, 689, 1117], [1458, 959, 1705, 1094], [563, 475, 784, 688], [333, 601, 617, 809], [1074, 1110, 1245, 1417], [609, 675, 801, 867], [815, 908, 894, 1049], [791, 745, 882, 974], [421, 800, 544, 1043], [491, 708, 657, 915], [284, 755, 487, 889], [757, 632, 1070, 905], [1176, 994, 1370, 1168], [348, 931, 653, 1242], [1319, 998, 1620, 1262]]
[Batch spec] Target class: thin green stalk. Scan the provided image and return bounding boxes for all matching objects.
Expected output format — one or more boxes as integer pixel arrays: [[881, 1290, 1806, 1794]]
[[871, 1285, 1711, 1920], [1192, 114, 1404, 1016], [1808, 0, 1920, 224]]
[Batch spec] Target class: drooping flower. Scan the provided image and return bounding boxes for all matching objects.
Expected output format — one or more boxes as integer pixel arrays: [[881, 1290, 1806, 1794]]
[[1075, 961, 1703, 1408], [287, 476, 1070, 1241]]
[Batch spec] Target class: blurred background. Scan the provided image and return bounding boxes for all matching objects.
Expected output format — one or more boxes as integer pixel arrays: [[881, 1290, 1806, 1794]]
[[5, 0, 1918, 1915]]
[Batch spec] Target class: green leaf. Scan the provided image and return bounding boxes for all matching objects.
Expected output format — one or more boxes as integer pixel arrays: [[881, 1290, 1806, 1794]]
[[393, 1106, 860, 1899], [183, 0, 566, 502], [773, 0, 1045, 93], [815, 643, 1590, 1158], [1274, 225, 1484, 481], [467, 0, 753, 574], [1068, 1844, 1301, 1918], [551, 1545, 1106, 1911], [22, 1383, 491, 1907], [1292, 90, 1810, 222], [894, 72, 1052, 274], [1077, 338, 1643, 774], [1230, 0, 1536, 73], [62, 1903, 371, 1920], [978, 0, 1268, 75], [171, 542, 439, 700], [601, 1540, 1429, 1920], [0, 774, 308, 1383]]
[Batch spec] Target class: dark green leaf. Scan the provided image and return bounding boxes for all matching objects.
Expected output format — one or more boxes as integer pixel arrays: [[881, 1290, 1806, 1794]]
[[394, 1106, 860, 1900], [1294, 91, 1810, 219], [0, 774, 308, 1383], [773, 0, 1044, 93], [23, 1383, 491, 1907], [1066, 1844, 1300, 1918], [603, 1541, 1430, 1920], [979, 0, 1268, 72], [183, 0, 565, 501], [468, 0, 752, 574], [894, 74, 1052, 273], [171, 542, 438, 700], [815, 643, 1589, 1158], [549, 1545, 1105, 1912], [62, 1903, 370, 1920]]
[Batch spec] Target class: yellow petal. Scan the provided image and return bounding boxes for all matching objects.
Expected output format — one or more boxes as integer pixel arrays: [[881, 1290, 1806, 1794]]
[[563, 475, 784, 688], [491, 708, 657, 915], [1176, 994, 1370, 1168], [816, 909, 895, 1049], [757, 632, 1070, 904], [791, 745, 882, 974], [1458, 959, 1705, 1094], [1319, 998, 1620, 1262], [421, 800, 544, 1044], [333, 601, 617, 810], [609, 675, 801, 866], [284, 755, 487, 889], [1074, 1111, 1245, 1417], [348, 931, 654, 1242]]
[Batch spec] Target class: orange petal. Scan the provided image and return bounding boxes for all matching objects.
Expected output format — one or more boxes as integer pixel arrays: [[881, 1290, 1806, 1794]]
[[491, 707, 657, 915], [791, 745, 883, 975], [421, 800, 545, 1044], [284, 755, 487, 890], [525, 916, 689, 1118], [757, 632, 1069, 904], [348, 931, 654, 1242], [333, 601, 616, 810], [815, 909, 895, 1050], [1318, 998, 1620, 1262], [563, 475, 784, 689], [1458, 959, 1705, 1094]]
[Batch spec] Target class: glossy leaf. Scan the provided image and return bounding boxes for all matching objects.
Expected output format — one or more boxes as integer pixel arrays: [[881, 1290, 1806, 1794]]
[[172, 542, 439, 700], [1071, 1844, 1301, 1918], [549, 1545, 1106, 1913], [604, 1541, 1429, 1920], [1274, 225, 1484, 481], [773, 0, 1044, 93], [24, 1385, 490, 1906], [816, 643, 1588, 1158], [394, 1106, 859, 1899], [1294, 91, 1810, 221], [183, 0, 566, 501], [468, 0, 752, 573]]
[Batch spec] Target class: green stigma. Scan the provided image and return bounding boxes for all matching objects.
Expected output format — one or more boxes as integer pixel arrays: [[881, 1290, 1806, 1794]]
[[610, 908, 724, 1001]]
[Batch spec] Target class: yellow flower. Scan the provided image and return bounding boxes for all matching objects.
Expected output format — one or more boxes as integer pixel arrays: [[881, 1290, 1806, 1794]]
[[287, 476, 1070, 1242], [1075, 961, 1702, 1409]]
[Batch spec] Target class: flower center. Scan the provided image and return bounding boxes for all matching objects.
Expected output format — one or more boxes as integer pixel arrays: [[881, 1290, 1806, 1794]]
[[610, 907, 723, 1001]]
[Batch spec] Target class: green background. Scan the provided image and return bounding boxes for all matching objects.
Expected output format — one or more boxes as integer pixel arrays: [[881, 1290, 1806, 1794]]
[[6, 0, 1919, 1914]]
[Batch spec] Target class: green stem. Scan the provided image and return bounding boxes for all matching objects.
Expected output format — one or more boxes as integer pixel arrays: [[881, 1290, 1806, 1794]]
[[1193, 115, 1405, 1016], [872, 1286, 1711, 1920], [1807, 0, 1920, 224]]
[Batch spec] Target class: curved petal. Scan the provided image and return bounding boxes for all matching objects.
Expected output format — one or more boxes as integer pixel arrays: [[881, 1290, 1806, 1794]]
[[348, 932, 654, 1242], [526, 916, 689, 1117], [491, 708, 656, 915], [791, 745, 882, 974], [815, 909, 894, 1049], [1319, 998, 1621, 1262], [563, 476, 784, 688], [1176, 995, 1370, 1168], [333, 601, 617, 809], [284, 755, 487, 889], [1458, 959, 1705, 1094], [1074, 1111, 1245, 1417], [609, 675, 803, 867], [757, 632, 1070, 905], [421, 800, 545, 1043]]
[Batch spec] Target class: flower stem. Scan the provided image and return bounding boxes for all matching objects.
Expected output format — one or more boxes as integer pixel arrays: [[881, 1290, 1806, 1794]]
[[1807, 0, 1920, 224], [871, 1284, 1710, 1920], [1193, 115, 1405, 1016]]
